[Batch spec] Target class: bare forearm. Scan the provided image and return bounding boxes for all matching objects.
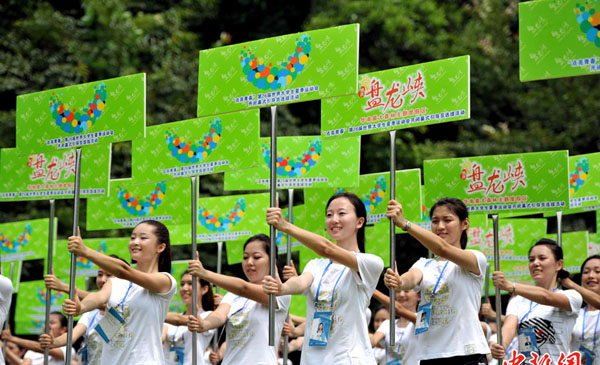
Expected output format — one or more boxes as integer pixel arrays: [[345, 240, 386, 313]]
[[372, 289, 417, 323], [82, 247, 129, 279], [7, 336, 43, 353], [281, 224, 333, 258], [165, 312, 187, 326], [405, 224, 447, 257], [203, 313, 226, 332]]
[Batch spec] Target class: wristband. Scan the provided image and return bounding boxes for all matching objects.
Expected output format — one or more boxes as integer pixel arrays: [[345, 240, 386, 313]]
[[511, 282, 516, 294]]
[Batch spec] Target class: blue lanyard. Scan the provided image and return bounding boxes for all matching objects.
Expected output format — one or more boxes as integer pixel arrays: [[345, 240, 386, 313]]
[[582, 306, 600, 348], [118, 282, 133, 313], [431, 260, 449, 297], [232, 296, 250, 316], [172, 326, 182, 344], [315, 261, 347, 308], [84, 310, 101, 346], [519, 287, 558, 324]]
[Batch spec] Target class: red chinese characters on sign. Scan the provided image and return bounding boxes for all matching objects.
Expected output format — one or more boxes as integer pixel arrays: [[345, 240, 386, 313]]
[[460, 160, 527, 197], [359, 71, 427, 113], [27, 151, 76, 184], [502, 350, 581, 365]]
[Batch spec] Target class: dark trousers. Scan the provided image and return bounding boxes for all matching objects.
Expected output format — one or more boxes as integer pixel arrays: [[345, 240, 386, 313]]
[[420, 353, 489, 365]]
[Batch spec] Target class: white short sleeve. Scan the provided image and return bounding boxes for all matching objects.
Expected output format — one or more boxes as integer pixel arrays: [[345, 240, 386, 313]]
[[352, 252, 384, 292]]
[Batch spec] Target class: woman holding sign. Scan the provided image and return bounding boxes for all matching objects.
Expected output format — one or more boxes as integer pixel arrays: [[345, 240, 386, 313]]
[[263, 192, 384, 364], [383, 197, 490, 364], [186, 234, 291, 365], [62, 221, 176, 365], [490, 239, 582, 363]]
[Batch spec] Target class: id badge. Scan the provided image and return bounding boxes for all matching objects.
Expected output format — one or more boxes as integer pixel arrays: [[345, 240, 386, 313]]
[[415, 302, 432, 335], [517, 326, 539, 357], [78, 345, 88, 365], [167, 346, 185, 365], [579, 345, 596, 365], [308, 311, 332, 347], [386, 360, 402, 365], [95, 307, 126, 344]]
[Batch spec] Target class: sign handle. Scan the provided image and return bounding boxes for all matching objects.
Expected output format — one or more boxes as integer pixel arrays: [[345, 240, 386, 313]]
[[65, 147, 82, 365], [389, 130, 397, 346], [191, 176, 198, 365], [43, 199, 55, 365], [269, 105, 278, 346], [556, 210, 563, 247], [492, 214, 503, 361]]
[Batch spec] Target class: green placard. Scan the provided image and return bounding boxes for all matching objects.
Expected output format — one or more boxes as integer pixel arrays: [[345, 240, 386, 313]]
[[468, 218, 547, 296], [546, 231, 589, 272], [53, 238, 131, 278], [303, 169, 422, 228], [276, 205, 308, 255], [321, 56, 470, 138], [132, 110, 261, 182], [16, 74, 145, 152], [364, 222, 392, 267], [519, 0, 600, 81], [569, 152, 600, 209], [424, 151, 569, 214], [15, 278, 85, 335], [0, 144, 110, 201], [589, 233, 600, 256], [289, 294, 307, 318], [0, 219, 52, 263], [224, 136, 360, 190], [86, 178, 191, 230], [197, 193, 269, 243], [196, 24, 359, 117]]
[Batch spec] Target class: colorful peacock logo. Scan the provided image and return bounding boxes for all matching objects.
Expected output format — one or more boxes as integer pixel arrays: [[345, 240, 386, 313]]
[[240, 34, 312, 91], [1, 223, 32, 254], [262, 139, 321, 178], [117, 181, 167, 216], [362, 176, 387, 213], [31, 318, 44, 329], [421, 204, 431, 222], [36, 287, 64, 305], [575, 0, 600, 48], [569, 157, 590, 194], [76, 240, 107, 269], [50, 83, 107, 134], [165, 118, 222, 164], [199, 198, 246, 233]]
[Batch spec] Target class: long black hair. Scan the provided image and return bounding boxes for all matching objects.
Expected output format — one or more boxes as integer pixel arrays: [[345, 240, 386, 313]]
[[325, 192, 367, 252], [135, 220, 171, 273], [430, 197, 469, 249]]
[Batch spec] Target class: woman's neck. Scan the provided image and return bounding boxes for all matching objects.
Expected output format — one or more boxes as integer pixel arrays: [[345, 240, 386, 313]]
[[136, 259, 159, 273], [396, 316, 409, 327], [336, 237, 360, 252], [536, 278, 557, 291]]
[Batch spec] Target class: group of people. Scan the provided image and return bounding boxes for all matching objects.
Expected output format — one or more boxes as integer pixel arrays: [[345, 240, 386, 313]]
[[1, 191, 599, 365]]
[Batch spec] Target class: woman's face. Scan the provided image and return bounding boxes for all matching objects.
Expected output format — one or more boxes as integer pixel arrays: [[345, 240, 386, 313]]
[[96, 269, 114, 290], [373, 308, 389, 331], [49, 314, 66, 338], [129, 223, 165, 264], [397, 290, 419, 312], [582, 258, 600, 293], [528, 245, 562, 285], [325, 197, 364, 243], [242, 240, 270, 284], [431, 205, 468, 247], [318, 322, 324, 332], [179, 273, 194, 306]]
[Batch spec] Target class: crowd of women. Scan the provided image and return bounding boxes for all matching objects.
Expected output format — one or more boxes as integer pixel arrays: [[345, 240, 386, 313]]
[[1, 191, 599, 365]]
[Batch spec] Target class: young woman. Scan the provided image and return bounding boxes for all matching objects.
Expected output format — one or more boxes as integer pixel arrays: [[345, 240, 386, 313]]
[[187, 234, 291, 365], [490, 239, 582, 363], [263, 192, 384, 364], [563, 255, 600, 363], [384, 197, 490, 364], [62, 221, 176, 365], [163, 272, 216, 365], [2, 312, 75, 365], [370, 290, 419, 365], [40, 255, 129, 365]]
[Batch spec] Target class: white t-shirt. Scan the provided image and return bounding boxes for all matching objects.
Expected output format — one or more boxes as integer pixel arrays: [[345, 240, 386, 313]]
[[24, 347, 75, 365], [220, 292, 291, 365], [410, 251, 490, 361], [372, 346, 385, 365], [163, 311, 216, 365], [300, 253, 384, 365], [0, 275, 12, 365], [376, 319, 416, 365], [506, 289, 582, 362], [100, 274, 177, 365], [78, 309, 104, 365], [571, 307, 600, 364]]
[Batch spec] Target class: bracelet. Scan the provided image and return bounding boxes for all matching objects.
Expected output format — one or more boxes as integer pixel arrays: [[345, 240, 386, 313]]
[[511, 282, 516, 294]]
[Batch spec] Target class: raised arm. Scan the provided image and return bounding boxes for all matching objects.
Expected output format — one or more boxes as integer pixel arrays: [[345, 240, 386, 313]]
[[370, 331, 386, 347], [372, 289, 417, 323], [40, 322, 87, 349], [493, 271, 575, 311], [560, 277, 600, 308], [189, 252, 274, 307], [188, 303, 229, 333], [383, 267, 423, 293], [45, 271, 90, 300], [165, 312, 188, 326], [490, 314, 518, 359], [68, 231, 172, 294], [63, 281, 112, 317], [263, 271, 314, 297], [2, 330, 64, 360], [387, 200, 481, 274], [266, 207, 360, 271]]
